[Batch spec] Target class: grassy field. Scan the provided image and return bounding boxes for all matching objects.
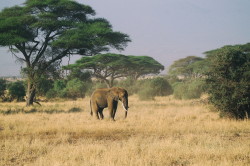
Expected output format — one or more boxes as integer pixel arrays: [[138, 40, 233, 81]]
[[0, 96, 249, 166]]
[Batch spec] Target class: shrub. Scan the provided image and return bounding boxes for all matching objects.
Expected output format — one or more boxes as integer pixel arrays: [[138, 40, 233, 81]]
[[45, 89, 57, 99], [46, 80, 67, 99], [0, 79, 7, 100], [150, 77, 173, 96], [137, 80, 155, 100], [36, 77, 54, 97], [7, 81, 26, 101], [65, 78, 88, 98], [205, 46, 250, 119], [116, 77, 138, 95], [137, 77, 173, 100], [172, 82, 186, 99], [172, 79, 205, 100]]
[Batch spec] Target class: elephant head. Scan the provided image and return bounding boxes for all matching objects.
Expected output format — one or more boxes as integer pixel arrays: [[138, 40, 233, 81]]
[[109, 87, 129, 118]]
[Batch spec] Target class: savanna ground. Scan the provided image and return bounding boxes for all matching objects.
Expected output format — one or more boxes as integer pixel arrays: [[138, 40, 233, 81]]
[[0, 96, 249, 166]]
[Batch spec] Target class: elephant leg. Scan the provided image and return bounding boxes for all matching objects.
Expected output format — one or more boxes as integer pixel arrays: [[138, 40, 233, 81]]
[[98, 108, 104, 120], [112, 101, 118, 119], [94, 111, 99, 119], [91, 103, 99, 120], [108, 101, 118, 121]]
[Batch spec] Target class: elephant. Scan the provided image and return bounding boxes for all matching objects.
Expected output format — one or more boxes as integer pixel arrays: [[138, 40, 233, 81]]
[[90, 87, 129, 120]]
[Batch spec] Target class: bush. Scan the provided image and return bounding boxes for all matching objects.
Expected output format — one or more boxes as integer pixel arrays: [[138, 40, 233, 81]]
[[137, 80, 155, 100], [172, 79, 205, 100], [116, 77, 138, 95], [46, 80, 67, 99], [205, 46, 250, 119], [36, 77, 54, 97], [84, 81, 108, 97], [45, 89, 57, 99], [172, 82, 186, 99], [0, 79, 7, 100], [150, 77, 173, 96], [7, 81, 26, 101], [137, 77, 173, 100], [46, 79, 92, 99], [65, 78, 88, 98]]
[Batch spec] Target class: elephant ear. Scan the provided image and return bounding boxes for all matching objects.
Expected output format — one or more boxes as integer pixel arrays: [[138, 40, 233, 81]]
[[108, 88, 119, 101]]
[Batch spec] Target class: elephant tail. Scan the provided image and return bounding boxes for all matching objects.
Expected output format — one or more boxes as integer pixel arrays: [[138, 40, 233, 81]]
[[90, 100, 93, 116]]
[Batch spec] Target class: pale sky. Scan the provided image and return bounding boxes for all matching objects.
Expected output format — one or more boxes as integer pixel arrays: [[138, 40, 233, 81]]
[[1, 0, 250, 76]]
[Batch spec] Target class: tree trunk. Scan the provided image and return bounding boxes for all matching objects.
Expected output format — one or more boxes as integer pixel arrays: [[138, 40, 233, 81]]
[[26, 80, 36, 106], [104, 79, 112, 88], [110, 78, 114, 88]]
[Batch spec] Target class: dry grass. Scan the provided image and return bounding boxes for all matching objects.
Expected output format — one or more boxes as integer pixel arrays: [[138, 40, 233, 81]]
[[0, 96, 249, 166]]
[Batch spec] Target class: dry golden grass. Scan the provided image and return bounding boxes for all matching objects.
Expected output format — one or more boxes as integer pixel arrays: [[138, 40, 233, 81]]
[[0, 96, 249, 166]]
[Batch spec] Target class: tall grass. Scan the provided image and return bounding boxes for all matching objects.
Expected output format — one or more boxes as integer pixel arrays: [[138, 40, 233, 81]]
[[0, 96, 249, 166]]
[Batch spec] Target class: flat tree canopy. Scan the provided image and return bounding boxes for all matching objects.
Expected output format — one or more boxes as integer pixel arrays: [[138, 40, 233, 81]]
[[168, 56, 204, 79], [64, 53, 164, 87], [0, 0, 131, 105], [126, 56, 165, 80]]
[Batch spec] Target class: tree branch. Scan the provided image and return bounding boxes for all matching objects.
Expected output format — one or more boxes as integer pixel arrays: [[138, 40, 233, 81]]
[[32, 31, 52, 67], [14, 43, 31, 67], [42, 48, 70, 71], [27, 40, 40, 58]]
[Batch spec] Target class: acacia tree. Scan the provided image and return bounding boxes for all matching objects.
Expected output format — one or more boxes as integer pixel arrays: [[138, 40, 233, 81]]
[[126, 56, 164, 80], [64, 53, 164, 88], [0, 0, 130, 106], [64, 53, 129, 88], [168, 56, 204, 79]]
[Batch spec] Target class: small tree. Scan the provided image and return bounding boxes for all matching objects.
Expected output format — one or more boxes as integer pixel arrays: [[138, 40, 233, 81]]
[[65, 78, 88, 98], [137, 77, 173, 100], [7, 81, 26, 101], [36, 76, 54, 97], [205, 44, 250, 119], [172, 80, 205, 100], [0, 79, 7, 100]]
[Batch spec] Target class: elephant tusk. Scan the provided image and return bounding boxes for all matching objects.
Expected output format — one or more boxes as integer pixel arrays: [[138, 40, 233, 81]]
[[122, 102, 128, 111]]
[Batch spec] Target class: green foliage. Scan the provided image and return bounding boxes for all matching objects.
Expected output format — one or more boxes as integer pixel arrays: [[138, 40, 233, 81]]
[[64, 53, 128, 88], [53, 80, 66, 92], [66, 69, 91, 82], [45, 89, 57, 99], [149, 77, 173, 96], [7, 81, 26, 101], [205, 44, 250, 119], [116, 77, 138, 95], [36, 77, 54, 97], [172, 80, 205, 100], [168, 56, 205, 79], [64, 53, 164, 88], [126, 56, 165, 80], [137, 77, 173, 100], [65, 78, 88, 98], [167, 55, 208, 100], [45, 78, 91, 99], [46, 80, 67, 99], [0, 79, 7, 99]]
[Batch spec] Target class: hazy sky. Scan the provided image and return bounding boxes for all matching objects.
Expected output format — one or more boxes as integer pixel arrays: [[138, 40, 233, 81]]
[[1, 0, 250, 76]]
